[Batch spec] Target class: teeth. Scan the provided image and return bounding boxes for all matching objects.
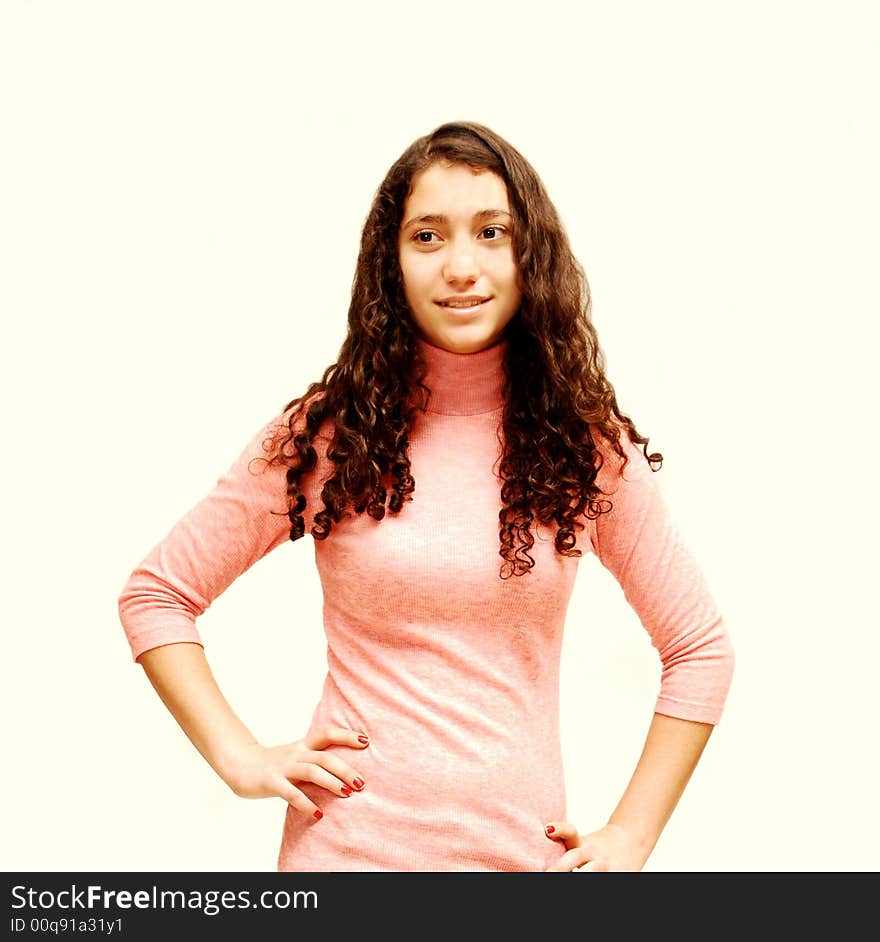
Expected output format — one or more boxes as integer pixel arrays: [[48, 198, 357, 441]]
[[441, 300, 485, 308]]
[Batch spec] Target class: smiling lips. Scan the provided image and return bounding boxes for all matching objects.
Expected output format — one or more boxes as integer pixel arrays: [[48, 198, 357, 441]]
[[436, 296, 491, 310]]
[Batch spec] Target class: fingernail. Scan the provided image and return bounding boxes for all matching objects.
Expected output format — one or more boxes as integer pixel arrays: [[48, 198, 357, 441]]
[[545, 825, 555, 834], [352, 777, 365, 790], [341, 786, 352, 796], [358, 735, 369, 745], [313, 810, 323, 820]]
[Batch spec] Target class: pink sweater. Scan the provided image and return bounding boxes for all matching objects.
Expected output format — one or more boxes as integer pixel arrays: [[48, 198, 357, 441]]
[[118, 336, 734, 871]]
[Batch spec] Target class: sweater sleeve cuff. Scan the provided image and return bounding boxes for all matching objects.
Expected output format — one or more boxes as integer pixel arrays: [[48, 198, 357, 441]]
[[653, 695, 726, 726], [127, 623, 204, 664]]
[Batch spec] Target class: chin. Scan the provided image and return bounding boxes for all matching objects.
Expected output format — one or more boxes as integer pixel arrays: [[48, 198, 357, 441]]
[[421, 326, 502, 355], [442, 336, 493, 355]]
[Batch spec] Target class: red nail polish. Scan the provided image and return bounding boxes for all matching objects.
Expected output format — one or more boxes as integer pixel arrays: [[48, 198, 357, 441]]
[[313, 810, 323, 820], [341, 786, 352, 796], [358, 735, 369, 745], [352, 777, 365, 790], [545, 825, 555, 834]]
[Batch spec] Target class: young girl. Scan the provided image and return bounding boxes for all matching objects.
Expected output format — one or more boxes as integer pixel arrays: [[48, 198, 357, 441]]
[[118, 121, 734, 872]]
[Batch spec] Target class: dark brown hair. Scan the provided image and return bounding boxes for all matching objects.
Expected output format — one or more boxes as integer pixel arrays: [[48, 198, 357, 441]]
[[265, 120, 661, 577]]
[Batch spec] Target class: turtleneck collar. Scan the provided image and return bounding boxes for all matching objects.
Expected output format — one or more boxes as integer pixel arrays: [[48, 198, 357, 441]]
[[412, 335, 507, 415]]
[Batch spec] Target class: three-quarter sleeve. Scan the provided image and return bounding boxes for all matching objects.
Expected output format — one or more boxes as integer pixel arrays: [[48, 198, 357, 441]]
[[587, 427, 735, 724], [117, 413, 294, 663]]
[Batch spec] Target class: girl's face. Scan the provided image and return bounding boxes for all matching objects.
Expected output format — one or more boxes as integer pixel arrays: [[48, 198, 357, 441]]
[[398, 162, 522, 354]]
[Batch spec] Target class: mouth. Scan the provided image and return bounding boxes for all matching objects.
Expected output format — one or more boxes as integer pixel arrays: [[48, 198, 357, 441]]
[[434, 297, 491, 313]]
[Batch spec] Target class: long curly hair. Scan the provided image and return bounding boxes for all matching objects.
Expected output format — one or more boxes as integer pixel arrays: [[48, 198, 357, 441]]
[[265, 120, 662, 578]]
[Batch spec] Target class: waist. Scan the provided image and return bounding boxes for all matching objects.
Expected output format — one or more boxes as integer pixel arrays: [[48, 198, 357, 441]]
[[279, 751, 567, 872], [278, 684, 567, 871]]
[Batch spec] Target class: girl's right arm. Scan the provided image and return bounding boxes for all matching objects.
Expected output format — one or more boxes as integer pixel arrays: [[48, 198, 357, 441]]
[[138, 640, 369, 819], [120, 409, 366, 818]]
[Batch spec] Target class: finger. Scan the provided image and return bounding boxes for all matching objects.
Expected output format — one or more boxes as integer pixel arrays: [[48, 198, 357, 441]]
[[544, 820, 581, 849], [297, 750, 367, 792], [304, 726, 370, 750], [274, 780, 325, 822], [287, 761, 356, 798], [544, 848, 591, 872]]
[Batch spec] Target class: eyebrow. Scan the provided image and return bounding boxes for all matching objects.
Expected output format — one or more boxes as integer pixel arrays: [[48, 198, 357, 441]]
[[401, 209, 513, 231]]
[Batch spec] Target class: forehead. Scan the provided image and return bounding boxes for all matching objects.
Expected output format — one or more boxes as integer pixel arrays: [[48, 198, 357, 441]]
[[405, 163, 510, 214]]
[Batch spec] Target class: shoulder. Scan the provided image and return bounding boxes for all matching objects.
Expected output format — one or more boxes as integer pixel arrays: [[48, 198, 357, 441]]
[[249, 391, 332, 470], [588, 421, 657, 495], [586, 420, 667, 555]]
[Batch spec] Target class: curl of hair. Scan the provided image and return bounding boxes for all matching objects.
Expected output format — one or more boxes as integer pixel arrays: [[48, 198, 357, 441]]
[[263, 121, 662, 578]]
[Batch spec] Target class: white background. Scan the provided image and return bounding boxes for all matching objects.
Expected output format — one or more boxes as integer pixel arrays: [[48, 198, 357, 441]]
[[2, 0, 877, 872]]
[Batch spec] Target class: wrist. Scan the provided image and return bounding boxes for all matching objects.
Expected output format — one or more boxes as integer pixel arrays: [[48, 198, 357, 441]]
[[605, 818, 659, 863], [206, 733, 262, 787]]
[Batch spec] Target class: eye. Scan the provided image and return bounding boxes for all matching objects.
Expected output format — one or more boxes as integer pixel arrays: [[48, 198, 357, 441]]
[[413, 230, 440, 244], [479, 225, 508, 240]]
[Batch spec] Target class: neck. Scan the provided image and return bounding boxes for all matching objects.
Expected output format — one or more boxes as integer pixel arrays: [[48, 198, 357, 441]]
[[412, 336, 506, 415]]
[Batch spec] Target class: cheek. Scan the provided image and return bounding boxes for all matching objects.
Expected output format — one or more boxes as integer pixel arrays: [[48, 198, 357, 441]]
[[490, 256, 521, 295], [495, 263, 522, 316], [400, 256, 437, 296]]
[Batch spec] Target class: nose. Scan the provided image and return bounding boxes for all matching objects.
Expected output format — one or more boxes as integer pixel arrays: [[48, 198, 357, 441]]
[[443, 237, 479, 286]]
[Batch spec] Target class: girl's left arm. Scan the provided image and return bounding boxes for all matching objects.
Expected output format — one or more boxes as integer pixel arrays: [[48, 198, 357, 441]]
[[545, 712, 713, 871], [547, 427, 736, 870]]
